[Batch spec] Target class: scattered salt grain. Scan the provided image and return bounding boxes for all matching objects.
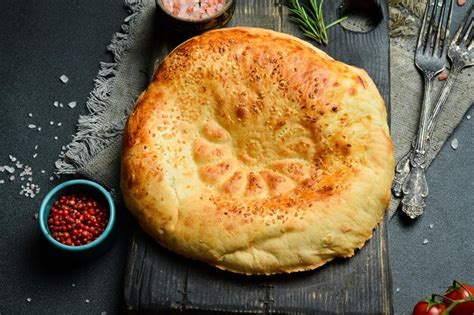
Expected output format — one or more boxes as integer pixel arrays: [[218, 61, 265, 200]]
[[57, 122, 62, 126], [28, 177, 33, 182], [396, 288, 400, 292], [26, 297, 32, 302], [28, 124, 36, 129], [4, 166, 15, 173], [33, 212, 38, 220], [68, 101, 77, 109], [423, 238, 429, 244], [20, 182, 40, 198], [60, 74, 69, 84], [53, 101, 59, 107], [0, 180, 4, 184], [16, 162, 23, 168], [49, 176, 54, 181], [72, 283, 76, 287], [37, 127, 42, 132], [101, 312, 107, 315], [49, 121, 54, 125], [9, 175, 15, 181], [451, 138, 459, 150], [33, 153, 38, 159], [28, 113, 33, 117], [59, 103, 64, 108], [85, 299, 90, 303], [34, 145, 38, 150], [467, 115, 471, 120], [41, 170, 45, 174], [20, 177, 25, 181], [429, 224, 434, 229], [54, 136, 58, 140], [9, 155, 16, 162]]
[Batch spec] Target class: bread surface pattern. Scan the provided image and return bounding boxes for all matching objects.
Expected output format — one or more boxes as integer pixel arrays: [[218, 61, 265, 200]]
[[121, 27, 394, 275]]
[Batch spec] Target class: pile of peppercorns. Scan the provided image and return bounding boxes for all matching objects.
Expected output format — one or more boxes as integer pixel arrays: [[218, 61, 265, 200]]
[[47, 193, 109, 246]]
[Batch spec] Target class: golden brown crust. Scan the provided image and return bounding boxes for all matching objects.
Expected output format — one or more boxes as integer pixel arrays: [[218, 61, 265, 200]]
[[120, 27, 394, 275]]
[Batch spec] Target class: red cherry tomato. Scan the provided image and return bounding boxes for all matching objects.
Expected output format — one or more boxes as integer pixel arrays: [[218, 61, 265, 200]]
[[444, 281, 474, 306], [413, 299, 447, 315], [450, 300, 474, 315]]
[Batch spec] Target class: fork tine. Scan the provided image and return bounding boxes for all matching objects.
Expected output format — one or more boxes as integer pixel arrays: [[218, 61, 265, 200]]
[[417, 0, 436, 51], [462, 19, 473, 45], [425, 0, 441, 54], [452, 5, 474, 46], [439, 0, 454, 57]]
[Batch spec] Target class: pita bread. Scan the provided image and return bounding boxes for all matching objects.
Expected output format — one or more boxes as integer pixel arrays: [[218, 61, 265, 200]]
[[121, 27, 394, 275]]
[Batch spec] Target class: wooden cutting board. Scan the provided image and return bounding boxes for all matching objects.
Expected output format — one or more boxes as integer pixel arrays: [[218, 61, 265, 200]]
[[124, 0, 391, 313]]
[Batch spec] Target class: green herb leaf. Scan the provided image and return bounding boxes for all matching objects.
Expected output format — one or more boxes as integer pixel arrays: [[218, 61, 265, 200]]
[[285, 0, 346, 45]]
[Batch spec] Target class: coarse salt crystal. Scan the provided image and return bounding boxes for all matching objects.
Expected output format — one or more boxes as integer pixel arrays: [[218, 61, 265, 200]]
[[33, 153, 38, 159], [49, 121, 54, 125], [9, 175, 15, 181], [72, 283, 76, 287], [49, 176, 54, 181], [28, 124, 36, 129], [57, 122, 62, 126], [85, 299, 90, 303], [53, 101, 59, 107], [54, 136, 58, 140], [41, 170, 46, 174], [429, 224, 434, 229], [60, 74, 69, 83], [26, 297, 32, 302], [28, 113, 33, 117], [467, 115, 471, 120], [5, 166, 15, 173], [9, 155, 16, 162], [59, 103, 64, 108], [451, 138, 459, 150], [34, 145, 38, 150], [0, 180, 4, 184], [37, 127, 42, 131], [68, 101, 77, 109], [396, 288, 400, 292], [423, 238, 429, 244]]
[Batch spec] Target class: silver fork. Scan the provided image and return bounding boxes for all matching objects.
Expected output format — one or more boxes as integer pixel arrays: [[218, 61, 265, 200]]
[[398, 0, 454, 219], [393, 4, 474, 219]]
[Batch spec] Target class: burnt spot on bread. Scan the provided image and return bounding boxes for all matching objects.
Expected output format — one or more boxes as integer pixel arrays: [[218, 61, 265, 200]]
[[356, 75, 368, 89], [235, 106, 246, 121]]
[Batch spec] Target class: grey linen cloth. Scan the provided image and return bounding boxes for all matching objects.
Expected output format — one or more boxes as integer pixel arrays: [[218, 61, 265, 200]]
[[57, 0, 473, 219]]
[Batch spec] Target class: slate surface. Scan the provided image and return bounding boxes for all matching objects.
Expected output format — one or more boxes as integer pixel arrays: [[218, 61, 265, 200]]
[[0, 1, 472, 315]]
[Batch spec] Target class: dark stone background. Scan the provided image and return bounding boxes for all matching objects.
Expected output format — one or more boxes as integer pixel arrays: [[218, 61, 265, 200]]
[[0, 1, 472, 314]]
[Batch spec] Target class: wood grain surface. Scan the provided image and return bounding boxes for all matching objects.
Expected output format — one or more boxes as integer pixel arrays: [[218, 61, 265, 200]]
[[124, 0, 392, 313]]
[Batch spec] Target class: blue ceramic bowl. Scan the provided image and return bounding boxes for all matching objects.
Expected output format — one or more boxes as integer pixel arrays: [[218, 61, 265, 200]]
[[39, 179, 115, 254]]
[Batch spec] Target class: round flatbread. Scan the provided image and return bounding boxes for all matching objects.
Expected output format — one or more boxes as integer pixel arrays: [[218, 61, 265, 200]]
[[121, 27, 394, 275]]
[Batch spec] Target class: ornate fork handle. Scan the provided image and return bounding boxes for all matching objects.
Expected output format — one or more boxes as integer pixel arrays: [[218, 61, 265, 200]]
[[392, 65, 461, 199], [400, 74, 435, 219]]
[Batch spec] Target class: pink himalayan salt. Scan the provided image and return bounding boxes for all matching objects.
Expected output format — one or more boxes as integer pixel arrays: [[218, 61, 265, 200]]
[[162, 0, 227, 21]]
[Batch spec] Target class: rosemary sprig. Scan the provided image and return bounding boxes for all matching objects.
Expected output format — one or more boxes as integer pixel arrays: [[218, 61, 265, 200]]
[[285, 0, 347, 45]]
